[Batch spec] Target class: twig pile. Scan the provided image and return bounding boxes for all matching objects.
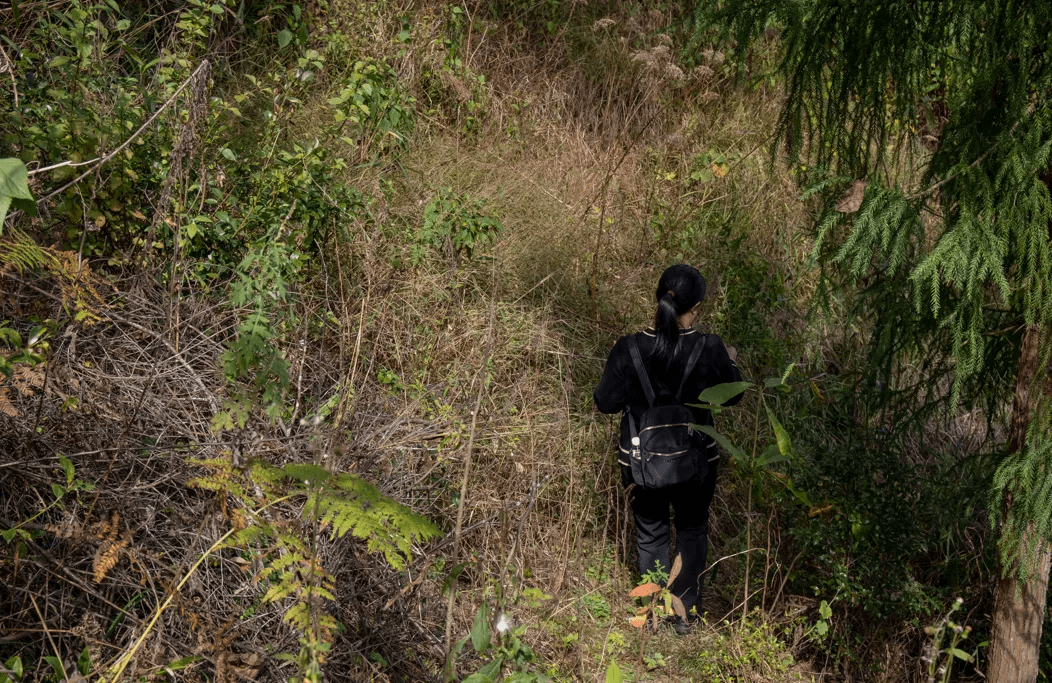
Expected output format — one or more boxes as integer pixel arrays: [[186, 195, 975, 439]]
[[1, 255, 594, 681]]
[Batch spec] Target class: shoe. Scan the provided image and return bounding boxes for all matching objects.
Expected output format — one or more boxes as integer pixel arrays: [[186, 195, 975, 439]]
[[673, 617, 699, 636]]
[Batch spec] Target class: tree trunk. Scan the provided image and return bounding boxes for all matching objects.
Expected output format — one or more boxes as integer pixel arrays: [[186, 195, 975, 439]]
[[987, 324, 1052, 683], [988, 539, 1051, 682]]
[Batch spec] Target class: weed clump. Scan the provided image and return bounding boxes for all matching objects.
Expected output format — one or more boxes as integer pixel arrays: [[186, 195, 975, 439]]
[[679, 614, 801, 682]]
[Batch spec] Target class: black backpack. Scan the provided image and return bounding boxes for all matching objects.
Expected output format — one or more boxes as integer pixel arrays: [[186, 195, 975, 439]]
[[625, 335, 705, 489]]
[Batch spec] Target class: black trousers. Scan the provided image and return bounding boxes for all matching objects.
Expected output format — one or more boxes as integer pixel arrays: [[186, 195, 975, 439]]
[[629, 461, 718, 620]]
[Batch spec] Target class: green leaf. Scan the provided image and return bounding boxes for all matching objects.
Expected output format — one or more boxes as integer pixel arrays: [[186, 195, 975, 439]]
[[442, 562, 468, 597], [782, 477, 812, 507], [221, 148, 237, 161], [78, 646, 91, 675], [696, 381, 753, 406], [474, 658, 502, 680], [470, 603, 490, 654], [43, 656, 63, 677], [815, 621, 828, 636], [462, 658, 501, 683], [0, 328, 21, 347], [453, 634, 470, 657], [163, 655, 202, 671], [695, 425, 744, 461], [605, 661, 623, 683], [211, 410, 235, 432], [59, 454, 75, 485], [277, 29, 293, 48], [2, 655, 23, 681], [47, 56, 71, 68], [819, 600, 832, 620], [756, 444, 789, 467], [948, 648, 973, 662], [27, 325, 47, 346], [210, 3, 225, 13], [0, 158, 37, 232], [766, 406, 793, 457]]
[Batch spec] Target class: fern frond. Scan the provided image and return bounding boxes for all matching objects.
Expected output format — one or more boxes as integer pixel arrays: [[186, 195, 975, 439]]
[[263, 573, 299, 603], [282, 463, 331, 484], [0, 230, 58, 275]]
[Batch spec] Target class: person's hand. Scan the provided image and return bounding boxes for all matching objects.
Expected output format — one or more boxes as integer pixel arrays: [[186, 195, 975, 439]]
[[725, 345, 738, 362]]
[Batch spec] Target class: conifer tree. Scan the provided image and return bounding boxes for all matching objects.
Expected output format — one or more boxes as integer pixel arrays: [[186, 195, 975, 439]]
[[707, 1, 1052, 680]]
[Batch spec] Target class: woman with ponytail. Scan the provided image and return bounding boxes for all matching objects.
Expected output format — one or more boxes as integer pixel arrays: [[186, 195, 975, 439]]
[[594, 264, 742, 634]]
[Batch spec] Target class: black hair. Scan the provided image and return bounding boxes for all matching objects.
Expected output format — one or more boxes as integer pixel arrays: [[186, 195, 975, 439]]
[[652, 264, 706, 366]]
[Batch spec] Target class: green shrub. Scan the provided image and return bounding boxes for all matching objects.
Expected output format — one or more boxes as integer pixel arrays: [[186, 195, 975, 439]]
[[412, 187, 503, 266]]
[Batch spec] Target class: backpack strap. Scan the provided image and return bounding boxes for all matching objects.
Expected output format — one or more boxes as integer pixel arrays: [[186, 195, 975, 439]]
[[626, 336, 656, 407], [626, 402, 640, 452], [624, 336, 649, 457], [675, 335, 706, 401]]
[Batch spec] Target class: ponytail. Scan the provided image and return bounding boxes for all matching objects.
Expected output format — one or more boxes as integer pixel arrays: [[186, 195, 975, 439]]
[[653, 291, 681, 366], [651, 264, 707, 367]]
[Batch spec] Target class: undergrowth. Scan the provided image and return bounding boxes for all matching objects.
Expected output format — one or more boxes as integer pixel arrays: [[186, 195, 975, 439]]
[[0, 1, 1005, 682]]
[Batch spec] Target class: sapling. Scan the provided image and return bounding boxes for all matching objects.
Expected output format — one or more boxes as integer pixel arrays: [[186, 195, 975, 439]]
[[627, 554, 688, 661]]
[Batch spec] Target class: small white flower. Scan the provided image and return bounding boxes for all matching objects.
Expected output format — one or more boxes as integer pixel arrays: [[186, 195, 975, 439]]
[[496, 614, 511, 633]]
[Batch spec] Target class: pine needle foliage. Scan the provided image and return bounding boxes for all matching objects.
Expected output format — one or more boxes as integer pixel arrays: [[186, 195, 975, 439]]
[[189, 457, 440, 681], [709, 0, 1052, 397], [706, 0, 1052, 578], [990, 406, 1052, 580]]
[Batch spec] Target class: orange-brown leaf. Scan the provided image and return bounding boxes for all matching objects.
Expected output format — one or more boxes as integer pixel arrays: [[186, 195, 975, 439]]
[[93, 539, 126, 583], [668, 553, 683, 585], [671, 594, 687, 620], [629, 616, 647, 628], [629, 582, 661, 598], [0, 387, 18, 417]]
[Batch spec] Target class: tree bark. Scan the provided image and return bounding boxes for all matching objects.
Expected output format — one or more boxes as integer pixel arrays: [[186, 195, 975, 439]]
[[987, 324, 1052, 683], [988, 541, 1051, 682]]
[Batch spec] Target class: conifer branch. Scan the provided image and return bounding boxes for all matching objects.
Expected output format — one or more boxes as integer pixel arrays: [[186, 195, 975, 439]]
[[905, 120, 1022, 202]]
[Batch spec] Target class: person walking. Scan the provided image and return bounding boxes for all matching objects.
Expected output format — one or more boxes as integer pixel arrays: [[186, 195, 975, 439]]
[[593, 264, 742, 634]]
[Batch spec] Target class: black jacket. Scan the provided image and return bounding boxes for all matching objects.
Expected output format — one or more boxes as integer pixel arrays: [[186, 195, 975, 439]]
[[593, 328, 743, 482]]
